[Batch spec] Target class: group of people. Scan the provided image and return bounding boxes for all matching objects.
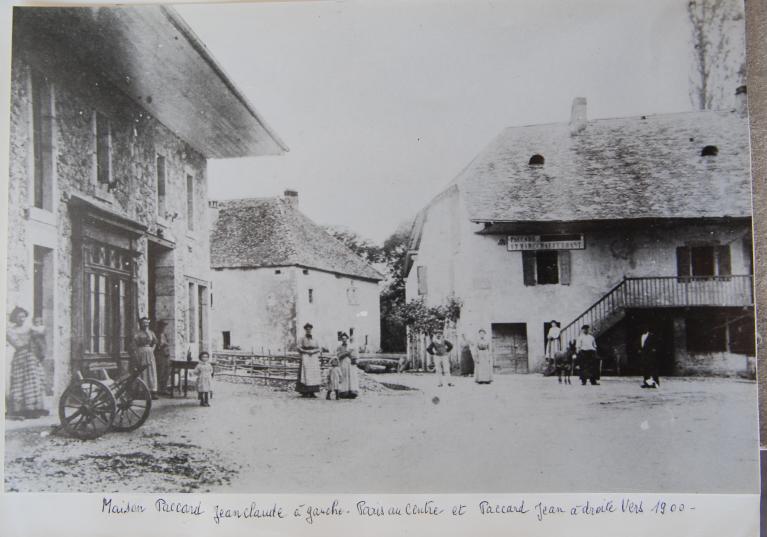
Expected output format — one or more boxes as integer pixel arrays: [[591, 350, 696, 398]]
[[426, 329, 494, 386], [295, 323, 360, 400], [549, 322, 661, 389]]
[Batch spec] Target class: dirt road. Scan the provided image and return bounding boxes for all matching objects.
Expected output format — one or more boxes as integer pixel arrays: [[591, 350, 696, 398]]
[[4, 373, 758, 493]]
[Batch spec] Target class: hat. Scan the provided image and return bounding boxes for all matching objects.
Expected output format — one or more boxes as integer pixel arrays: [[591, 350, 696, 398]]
[[303, 323, 314, 329]]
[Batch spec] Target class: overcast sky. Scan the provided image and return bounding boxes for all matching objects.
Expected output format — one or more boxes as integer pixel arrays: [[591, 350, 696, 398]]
[[175, 0, 715, 243]]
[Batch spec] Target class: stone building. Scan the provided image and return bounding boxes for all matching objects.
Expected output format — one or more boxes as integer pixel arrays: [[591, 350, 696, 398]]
[[405, 96, 754, 377], [209, 192, 382, 354], [5, 7, 286, 403]]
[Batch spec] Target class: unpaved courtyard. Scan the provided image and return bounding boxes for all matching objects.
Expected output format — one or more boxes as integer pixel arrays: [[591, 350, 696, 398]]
[[4, 373, 758, 493]]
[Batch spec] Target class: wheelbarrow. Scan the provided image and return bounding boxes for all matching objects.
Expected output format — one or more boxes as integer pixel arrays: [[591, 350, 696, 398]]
[[56, 365, 152, 440]]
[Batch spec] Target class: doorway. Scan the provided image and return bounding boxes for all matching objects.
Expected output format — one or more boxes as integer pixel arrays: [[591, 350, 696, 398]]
[[491, 323, 529, 373]]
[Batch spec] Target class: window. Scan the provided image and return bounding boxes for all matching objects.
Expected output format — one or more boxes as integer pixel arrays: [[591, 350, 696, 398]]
[[701, 145, 718, 157], [222, 331, 231, 350], [686, 313, 755, 356], [676, 245, 730, 279], [31, 70, 53, 211], [529, 154, 545, 166], [522, 250, 571, 286], [308, 288, 314, 304], [186, 174, 194, 231], [417, 266, 428, 295], [83, 242, 133, 357], [95, 112, 112, 186], [686, 317, 727, 353], [156, 155, 166, 219], [188, 282, 196, 343], [198, 285, 207, 351]]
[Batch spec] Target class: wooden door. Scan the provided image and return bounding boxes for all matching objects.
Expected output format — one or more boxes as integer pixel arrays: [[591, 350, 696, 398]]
[[491, 323, 529, 373]]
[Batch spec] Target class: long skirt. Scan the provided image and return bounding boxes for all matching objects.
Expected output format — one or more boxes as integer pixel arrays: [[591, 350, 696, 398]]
[[136, 346, 158, 392], [459, 347, 474, 376], [475, 349, 493, 383], [296, 354, 321, 394], [8, 346, 46, 416], [155, 350, 170, 390], [545, 338, 561, 359], [338, 357, 359, 398]]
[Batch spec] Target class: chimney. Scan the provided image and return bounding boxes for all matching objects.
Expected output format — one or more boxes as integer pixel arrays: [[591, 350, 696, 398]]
[[284, 189, 299, 208], [570, 97, 588, 135], [735, 85, 747, 117]]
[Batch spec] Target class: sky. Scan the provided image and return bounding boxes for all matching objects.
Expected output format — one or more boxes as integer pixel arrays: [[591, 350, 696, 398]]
[[174, 0, 721, 243]]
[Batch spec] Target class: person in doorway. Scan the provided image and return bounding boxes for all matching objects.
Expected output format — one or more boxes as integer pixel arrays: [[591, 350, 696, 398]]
[[296, 323, 322, 398], [194, 351, 214, 406], [576, 325, 599, 386], [459, 334, 475, 377], [640, 325, 660, 389], [337, 333, 359, 399], [473, 328, 493, 384], [154, 320, 171, 396], [545, 320, 561, 359], [426, 331, 454, 387], [6, 307, 48, 419], [133, 316, 159, 399]]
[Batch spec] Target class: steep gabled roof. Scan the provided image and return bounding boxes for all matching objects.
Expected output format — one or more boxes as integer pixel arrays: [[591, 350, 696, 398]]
[[457, 110, 751, 223], [210, 198, 383, 281]]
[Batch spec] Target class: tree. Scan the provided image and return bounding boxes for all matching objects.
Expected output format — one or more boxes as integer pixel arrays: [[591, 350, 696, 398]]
[[687, 0, 746, 110], [378, 220, 412, 352], [323, 225, 383, 265]]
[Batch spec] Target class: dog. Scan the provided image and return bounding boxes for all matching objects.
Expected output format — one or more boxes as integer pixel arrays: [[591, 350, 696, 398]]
[[554, 340, 576, 384]]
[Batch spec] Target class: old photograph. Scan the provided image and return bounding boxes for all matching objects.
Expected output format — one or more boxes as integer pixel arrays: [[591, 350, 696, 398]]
[[2, 0, 758, 494]]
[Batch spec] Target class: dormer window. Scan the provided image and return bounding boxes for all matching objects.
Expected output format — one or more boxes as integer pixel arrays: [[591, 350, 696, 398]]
[[529, 154, 545, 166], [701, 145, 718, 157]]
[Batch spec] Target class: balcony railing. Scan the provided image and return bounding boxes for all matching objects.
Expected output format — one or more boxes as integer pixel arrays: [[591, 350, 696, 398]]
[[560, 275, 753, 345]]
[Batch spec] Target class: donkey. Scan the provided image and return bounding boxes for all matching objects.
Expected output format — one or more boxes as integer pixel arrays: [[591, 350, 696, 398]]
[[554, 340, 577, 384]]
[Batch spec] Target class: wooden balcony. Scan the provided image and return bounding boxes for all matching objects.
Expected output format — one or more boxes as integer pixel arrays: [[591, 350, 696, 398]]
[[561, 275, 753, 345]]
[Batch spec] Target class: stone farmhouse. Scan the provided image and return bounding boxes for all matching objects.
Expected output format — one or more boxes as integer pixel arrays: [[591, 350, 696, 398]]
[[405, 95, 754, 377], [6, 7, 286, 401], [209, 192, 382, 354]]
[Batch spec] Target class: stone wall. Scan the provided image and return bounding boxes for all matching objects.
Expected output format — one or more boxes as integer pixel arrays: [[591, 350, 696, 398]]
[[6, 50, 211, 400]]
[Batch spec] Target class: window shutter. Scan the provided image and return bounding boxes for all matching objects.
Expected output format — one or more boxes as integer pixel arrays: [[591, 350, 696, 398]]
[[522, 251, 536, 286], [417, 266, 428, 295], [676, 247, 691, 278], [743, 237, 753, 274], [559, 250, 571, 285], [716, 245, 731, 276]]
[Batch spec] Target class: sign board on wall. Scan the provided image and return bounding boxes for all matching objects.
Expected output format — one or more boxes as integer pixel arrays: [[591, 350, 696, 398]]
[[507, 234, 585, 251]]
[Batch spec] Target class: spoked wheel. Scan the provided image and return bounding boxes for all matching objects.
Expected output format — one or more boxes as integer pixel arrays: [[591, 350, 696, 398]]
[[58, 379, 117, 440], [112, 377, 151, 432]]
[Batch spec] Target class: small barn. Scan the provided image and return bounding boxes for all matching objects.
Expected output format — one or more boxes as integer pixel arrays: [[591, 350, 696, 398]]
[[209, 192, 383, 353]]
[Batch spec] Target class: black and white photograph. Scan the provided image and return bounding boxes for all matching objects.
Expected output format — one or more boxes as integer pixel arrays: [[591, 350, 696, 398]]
[[1, 0, 759, 501]]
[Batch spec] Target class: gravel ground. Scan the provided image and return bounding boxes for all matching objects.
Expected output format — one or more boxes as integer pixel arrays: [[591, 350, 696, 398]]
[[4, 372, 758, 493]]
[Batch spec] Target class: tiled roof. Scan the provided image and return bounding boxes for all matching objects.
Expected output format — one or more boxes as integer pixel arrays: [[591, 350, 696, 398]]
[[210, 198, 383, 281], [457, 110, 752, 222]]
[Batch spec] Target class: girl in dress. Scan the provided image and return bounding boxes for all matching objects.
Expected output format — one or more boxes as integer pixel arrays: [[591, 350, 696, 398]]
[[194, 351, 214, 407], [337, 333, 359, 399], [326, 356, 341, 400], [6, 307, 47, 418]]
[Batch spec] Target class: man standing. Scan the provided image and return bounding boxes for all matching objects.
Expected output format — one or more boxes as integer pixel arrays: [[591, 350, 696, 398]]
[[640, 326, 660, 389], [576, 325, 599, 386], [426, 331, 454, 387]]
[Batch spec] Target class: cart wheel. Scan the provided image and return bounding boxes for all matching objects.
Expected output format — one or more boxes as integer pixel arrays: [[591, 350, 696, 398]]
[[58, 378, 117, 440], [112, 377, 151, 432]]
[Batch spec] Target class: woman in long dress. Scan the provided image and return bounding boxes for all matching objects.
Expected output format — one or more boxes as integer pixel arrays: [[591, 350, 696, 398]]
[[6, 306, 47, 418], [296, 323, 322, 398], [473, 328, 493, 384], [154, 320, 170, 395], [337, 333, 359, 399], [545, 320, 562, 359], [133, 317, 158, 399]]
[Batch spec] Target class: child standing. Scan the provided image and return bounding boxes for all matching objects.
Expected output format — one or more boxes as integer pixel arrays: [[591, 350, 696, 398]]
[[194, 351, 214, 406], [326, 356, 341, 400]]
